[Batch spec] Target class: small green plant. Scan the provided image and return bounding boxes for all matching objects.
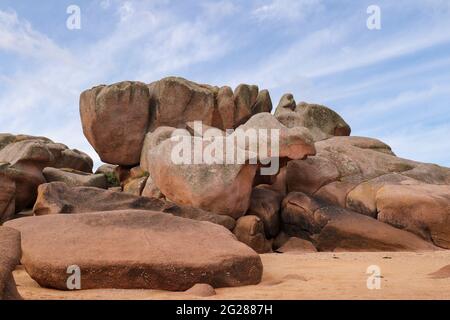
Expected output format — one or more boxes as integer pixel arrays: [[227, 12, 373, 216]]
[[105, 172, 120, 187]]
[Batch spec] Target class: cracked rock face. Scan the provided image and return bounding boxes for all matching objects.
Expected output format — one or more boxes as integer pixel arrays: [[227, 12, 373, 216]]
[[286, 136, 450, 249], [0, 135, 93, 221], [80, 77, 273, 166], [80, 81, 150, 166], [33, 182, 236, 230], [281, 192, 438, 252]]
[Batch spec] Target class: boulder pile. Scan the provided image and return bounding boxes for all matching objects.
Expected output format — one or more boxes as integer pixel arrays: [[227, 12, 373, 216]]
[[0, 76, 449, 297], [0, 134, 93, 223]]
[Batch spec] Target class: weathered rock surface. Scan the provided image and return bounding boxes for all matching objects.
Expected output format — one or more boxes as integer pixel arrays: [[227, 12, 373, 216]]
[[0, 164, 45, 213], [233, 215, 272, 253], [147, 77, 217, 132], [80, 81, 150, 166], [275, 98, 351, 141], [147, 134, 257, 219], [140, 126, 177, 171], [252, 90, 273, 115], [5, 211, 263, 291], [123, 176, 148, 196], [0, 136, 92, 172], [0, 227, 22, 300], [286, 136, 450, 249], [0, 134, 93, 217], [233, 84, 259, 126], [233, 113, 316, 161], [0, 169, 16, 223], [216, 86, 235, 129], [0, 133, 51, 150], [33, 182, 236, 230], [141, 175, 164, 199], [246, 187, 283, 238], [147, 78, 272, 132], [43, 167, 107, 188], [95, 164, 117, 175], [255, 166, 288, 196], [80, 78, 274, 167], [281, 192, 438, 252], [377, 184, 450, 249]]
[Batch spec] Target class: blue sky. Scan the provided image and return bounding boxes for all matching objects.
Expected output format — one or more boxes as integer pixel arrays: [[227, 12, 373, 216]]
[[1, 0, 450, 168]]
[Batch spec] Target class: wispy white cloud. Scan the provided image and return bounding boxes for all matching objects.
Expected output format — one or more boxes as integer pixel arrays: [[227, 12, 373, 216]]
[[201, 0, 238, 17], [252, 0, 323, 22], [0, 10, 70, 61]]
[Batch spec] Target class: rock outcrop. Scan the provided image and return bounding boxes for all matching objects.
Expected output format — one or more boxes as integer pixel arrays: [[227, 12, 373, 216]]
[[146, 133, 258, 219], [0, 169, 16, 223], [0, 135, 93, 220], [286, 136, 450, 248], [1, 76, 449, 297], [80, 77, 273, 166], [43, 167, 107, 188], [281, 192, 438, 252], [5, 211, 263, 291], [80, 81, 150, 166], [0, 136, 92, 172], [275, 95, 351, 141], [144, 113, 315, 219], [233, 215, 272, 254], [33, 182, 236, 230], [247, 187, 283, 238], [0, 227, 22, 300]]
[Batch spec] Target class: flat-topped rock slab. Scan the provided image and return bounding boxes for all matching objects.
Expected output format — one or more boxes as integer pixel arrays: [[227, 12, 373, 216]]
[[5, 210, 263, 291]]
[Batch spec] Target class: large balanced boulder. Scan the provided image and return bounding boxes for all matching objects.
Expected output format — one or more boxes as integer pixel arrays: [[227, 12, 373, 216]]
[[0, 227, 22, 300], [274, 95, 351, 141], [286, 136, 450, 248], [33, 182, 236, 230], [5, 211, 263, 291], [80, 81, 150, 166], [80, 78, 274, 166], [281, 192, 437, 252]]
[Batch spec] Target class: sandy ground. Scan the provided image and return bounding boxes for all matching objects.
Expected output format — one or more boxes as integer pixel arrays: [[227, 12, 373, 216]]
[[14, 251, 450, 300]]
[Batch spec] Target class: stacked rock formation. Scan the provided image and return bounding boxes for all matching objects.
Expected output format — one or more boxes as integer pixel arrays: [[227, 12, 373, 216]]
[[74, 76, 449, 253], [1, 76, 449, 297], [0, 134, 93, 223]]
